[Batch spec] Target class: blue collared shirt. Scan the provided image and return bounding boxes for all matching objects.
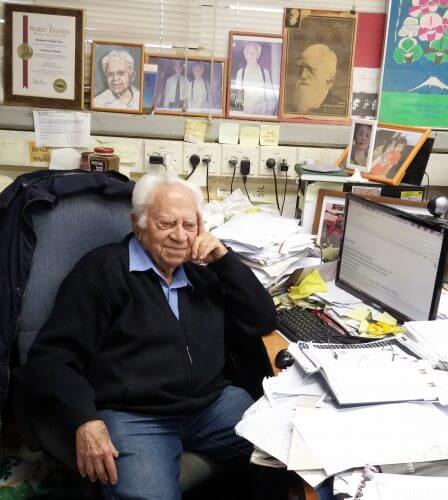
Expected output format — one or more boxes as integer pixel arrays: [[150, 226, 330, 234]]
[[129, 236, 191, 320]]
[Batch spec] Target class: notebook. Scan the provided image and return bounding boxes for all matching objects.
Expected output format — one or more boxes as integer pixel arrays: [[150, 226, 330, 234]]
[[297, 339, 438, 406]]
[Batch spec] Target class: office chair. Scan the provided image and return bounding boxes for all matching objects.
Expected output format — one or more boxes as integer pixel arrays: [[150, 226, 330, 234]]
[[8, 181, 220, 496]]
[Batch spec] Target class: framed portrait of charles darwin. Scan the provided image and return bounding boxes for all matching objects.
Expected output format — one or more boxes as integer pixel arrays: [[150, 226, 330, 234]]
[[91, 41, 144, 114], [281, 9, 357, 120], [148, 54, 226, 118], [227, 32, 283, 121], [3, 3, 84, 109]]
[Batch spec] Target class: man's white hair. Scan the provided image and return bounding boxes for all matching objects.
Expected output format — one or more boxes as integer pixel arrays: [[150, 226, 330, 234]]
[[102, 50, 135, 74], [132, 174, 203, 229]]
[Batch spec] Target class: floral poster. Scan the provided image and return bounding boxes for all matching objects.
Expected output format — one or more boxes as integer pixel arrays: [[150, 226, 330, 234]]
[[378, 0, 448, 128]]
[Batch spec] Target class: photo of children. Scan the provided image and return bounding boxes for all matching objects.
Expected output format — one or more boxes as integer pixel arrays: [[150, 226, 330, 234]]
[[320, 202, 345, 249], [370, 128, 422, 179]]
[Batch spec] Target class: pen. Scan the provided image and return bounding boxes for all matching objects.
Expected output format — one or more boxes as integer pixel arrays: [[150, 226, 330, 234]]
[[311, 309, 346, 335]]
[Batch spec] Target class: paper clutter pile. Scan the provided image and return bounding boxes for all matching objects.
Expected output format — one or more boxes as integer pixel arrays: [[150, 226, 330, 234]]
[[211, 212, 318, 289]]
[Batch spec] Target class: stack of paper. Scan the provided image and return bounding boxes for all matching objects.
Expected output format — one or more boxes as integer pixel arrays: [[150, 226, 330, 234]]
[[211, 212, 317, 288], [405, 320, 448, 369]]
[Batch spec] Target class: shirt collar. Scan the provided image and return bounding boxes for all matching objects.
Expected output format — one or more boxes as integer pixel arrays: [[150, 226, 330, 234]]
[[129, 236, 191, 289]]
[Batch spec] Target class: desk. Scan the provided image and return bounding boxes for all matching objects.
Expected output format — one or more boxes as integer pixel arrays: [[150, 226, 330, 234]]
[[262, 331, 319, 500]]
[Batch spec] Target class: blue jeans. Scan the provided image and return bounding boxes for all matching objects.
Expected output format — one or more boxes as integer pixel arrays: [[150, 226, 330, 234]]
[[100, 386, 254, 500]]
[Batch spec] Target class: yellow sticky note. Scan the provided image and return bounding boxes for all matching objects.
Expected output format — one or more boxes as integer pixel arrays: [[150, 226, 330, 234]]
[[375, 312, 397, 326], [288, 269, 327, 300], [0, 139, 27, 165], [184, 120, 207, 144], [240, 126, 260, 146], [29, 141, 50, 163], [260, 124, 280, 146], [218, 123, 239, 144], [344, 307, 371, 322]]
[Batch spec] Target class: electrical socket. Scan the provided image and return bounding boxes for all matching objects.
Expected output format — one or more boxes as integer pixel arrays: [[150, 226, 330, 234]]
[[258, 146, 298, 178], [144, 139, 183, 175], [183, 143, 221, 177], [221, 145, 259, 177]]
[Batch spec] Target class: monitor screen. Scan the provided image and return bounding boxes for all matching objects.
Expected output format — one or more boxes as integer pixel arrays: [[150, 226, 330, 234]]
[[336, 195, 448, 321]]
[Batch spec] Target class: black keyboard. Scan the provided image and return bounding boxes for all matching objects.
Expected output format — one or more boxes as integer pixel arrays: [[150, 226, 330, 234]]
[[276, 307, 373, 344]]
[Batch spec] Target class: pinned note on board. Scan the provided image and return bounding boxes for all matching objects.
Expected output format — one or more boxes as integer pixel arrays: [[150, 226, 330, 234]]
[[29, 141, 50, 163], [218, 122, 239, 144], [184, 120, 207, 144], [260, 124, 280, 146], [240, 126, 260, 146]]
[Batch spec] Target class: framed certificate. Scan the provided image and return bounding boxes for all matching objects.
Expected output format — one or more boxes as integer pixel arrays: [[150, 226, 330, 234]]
[[4, 4, 84, 109]]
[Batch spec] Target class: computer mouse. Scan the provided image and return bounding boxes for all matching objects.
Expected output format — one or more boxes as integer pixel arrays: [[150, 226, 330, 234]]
[[274, 349, 295, 370]]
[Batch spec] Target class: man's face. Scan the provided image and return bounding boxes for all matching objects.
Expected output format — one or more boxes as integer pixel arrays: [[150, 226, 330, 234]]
[[137, 186, 199, 272], [245, 44, 259, 65], [174, 61, 183, 75], [106, 58, 133, 98], [293, 45, 336, 113]]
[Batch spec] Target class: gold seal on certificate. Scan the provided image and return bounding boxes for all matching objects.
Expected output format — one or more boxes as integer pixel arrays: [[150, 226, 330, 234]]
[[4, 4, 84, 109]]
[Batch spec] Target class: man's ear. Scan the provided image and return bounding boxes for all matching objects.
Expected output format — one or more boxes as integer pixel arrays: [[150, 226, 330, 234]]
[[130, 212, 139, 233]]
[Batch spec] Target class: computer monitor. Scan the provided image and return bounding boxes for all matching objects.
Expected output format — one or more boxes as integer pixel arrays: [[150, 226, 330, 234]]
[[336, 195, 448, 321]]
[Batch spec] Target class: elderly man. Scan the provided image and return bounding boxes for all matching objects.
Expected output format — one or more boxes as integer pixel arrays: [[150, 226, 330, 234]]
[[163, 60, 190, 109], [292, 43, 340, 115], [94, 50, 140, 110], [25, 175, 276, 499]]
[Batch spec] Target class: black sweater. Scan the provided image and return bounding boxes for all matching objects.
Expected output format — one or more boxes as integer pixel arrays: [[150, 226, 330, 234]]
[[25, 235, 276, 431]]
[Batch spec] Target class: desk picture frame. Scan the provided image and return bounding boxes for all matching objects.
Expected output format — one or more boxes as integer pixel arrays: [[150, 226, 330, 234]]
[[147, 54, 226, 118], [3, 3, 84, 109], [313, 188, 429, 248], [338, 123, 431, 185]]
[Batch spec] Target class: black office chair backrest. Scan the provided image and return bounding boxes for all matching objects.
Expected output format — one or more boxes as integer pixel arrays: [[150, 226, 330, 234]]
[[18, 192, 132, 364]]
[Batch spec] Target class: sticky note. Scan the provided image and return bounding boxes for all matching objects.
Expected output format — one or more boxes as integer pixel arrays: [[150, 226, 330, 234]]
[[184, 120, 207, 144], [260, 124, 280, 146], [218, 122, 239, 144], [0, 139, 27, 165], [29, 141, 50, 163], [375, 312, 397, 326], [240, 126, 260, 146], [344, 307, 371, 322]]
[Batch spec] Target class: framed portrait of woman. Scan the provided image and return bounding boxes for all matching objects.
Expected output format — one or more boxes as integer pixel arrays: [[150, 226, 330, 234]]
[[227, 32, 283, 121], [147, 54, 226, 118]]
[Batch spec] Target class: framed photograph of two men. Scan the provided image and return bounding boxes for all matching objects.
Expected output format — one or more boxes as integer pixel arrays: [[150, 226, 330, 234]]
[[3, 4, 84, 109], [281, 9, 357, 120], [378, 0, 448, 128]]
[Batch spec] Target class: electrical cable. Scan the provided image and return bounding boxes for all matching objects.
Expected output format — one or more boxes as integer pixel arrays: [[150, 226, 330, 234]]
[[185, 154, 200, 180], [240, 157, 251, 202], [272, 166, 280, 211], [423, 172, 430, 202], [229, 157, 237, 193], [202, 155, 211, 203], [280, 171, 288, 216]]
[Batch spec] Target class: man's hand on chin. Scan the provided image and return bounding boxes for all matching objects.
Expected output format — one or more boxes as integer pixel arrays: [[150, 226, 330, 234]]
[[76, 419, 119, 485]]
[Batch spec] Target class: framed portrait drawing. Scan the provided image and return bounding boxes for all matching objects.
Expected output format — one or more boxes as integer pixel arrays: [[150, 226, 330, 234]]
[[338, 123, 431, 186], [313, 189, 429, 249], [3, 4, 84, 109], [281, 10, 357, 120], [147, 54, 226, 118], [91, 41, 144, 114], [227, 32, 283, 120], [346, 118, 377, 172]]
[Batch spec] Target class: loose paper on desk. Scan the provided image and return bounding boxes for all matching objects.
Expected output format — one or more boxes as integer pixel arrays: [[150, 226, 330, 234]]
[[260, 124, 280, 146], [218, 122, 239, 144], [353, 473, 448, 500], [240, 125, 260, 146], [29, 142, 50, 164], [184, 120, 207, 144], [33, 111, 91, 148], [288, 269, 327, 300], [292, 402, 448, 475]]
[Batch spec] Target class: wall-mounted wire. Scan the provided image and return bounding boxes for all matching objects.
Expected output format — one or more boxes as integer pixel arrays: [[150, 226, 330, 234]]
[[240, 157, 251, 202], [279, 159, 289, 216], [202, 155, 211, 203], [229, 156, 238, 194], [266, 158, 280, 211], [185, 154, 200, 180]]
